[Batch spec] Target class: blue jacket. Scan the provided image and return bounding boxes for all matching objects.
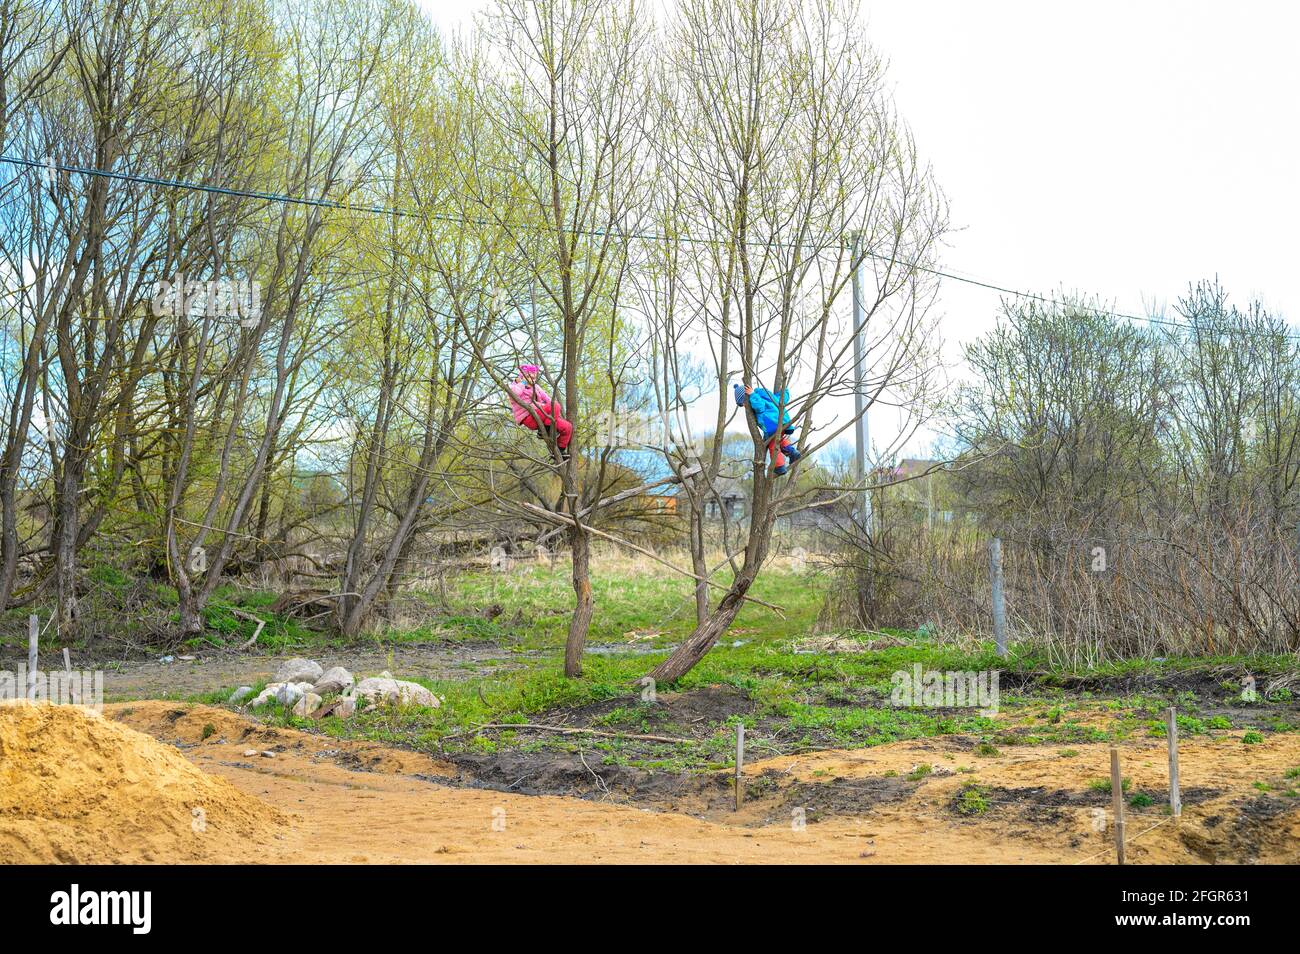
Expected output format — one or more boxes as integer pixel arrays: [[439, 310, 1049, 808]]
[[740, 386, 794, 438]]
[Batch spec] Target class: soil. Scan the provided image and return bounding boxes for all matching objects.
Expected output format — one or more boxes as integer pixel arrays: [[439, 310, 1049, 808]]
[[1037, 665, 1298, 709], [4, 700, 1283, 864], [557, 683, 757, 736]]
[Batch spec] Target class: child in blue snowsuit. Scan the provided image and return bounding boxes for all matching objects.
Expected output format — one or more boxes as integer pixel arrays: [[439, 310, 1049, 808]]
[[734, 382, 803, 475]]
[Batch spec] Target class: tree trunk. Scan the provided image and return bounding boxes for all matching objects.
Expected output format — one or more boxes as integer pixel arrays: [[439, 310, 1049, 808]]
[[564, 527, 593, 677], [177, 586, 204, 636], [0, 337, 42, 608], [651, 465, 777, 683], [0, 481, 18, 608], [650, 572, 754, 684], [53, 467, 80, 633], [690, 506, 708, 626], [339, 484, 429, 638]]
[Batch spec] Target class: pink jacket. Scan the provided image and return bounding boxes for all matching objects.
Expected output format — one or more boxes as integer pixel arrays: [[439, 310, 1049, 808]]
[[508, 379, 555, 426]]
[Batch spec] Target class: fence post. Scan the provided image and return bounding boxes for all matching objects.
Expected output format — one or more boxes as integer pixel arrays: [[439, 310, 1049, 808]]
[[63, 647, 77, 705], [27, 614, 39, 700], [1110, 746, 1126, 865], [734, 722, 745, 811], [990, 537, 1007, 658], [1166, 707, 1181, 819]]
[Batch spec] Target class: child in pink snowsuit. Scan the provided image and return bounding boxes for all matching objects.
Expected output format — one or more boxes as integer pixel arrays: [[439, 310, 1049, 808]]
[[509, 364, 573, 458]]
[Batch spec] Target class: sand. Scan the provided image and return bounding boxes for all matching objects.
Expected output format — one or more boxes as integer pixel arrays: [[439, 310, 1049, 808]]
[[0, 702, 284, 863], [3, 699, 1297, 864]]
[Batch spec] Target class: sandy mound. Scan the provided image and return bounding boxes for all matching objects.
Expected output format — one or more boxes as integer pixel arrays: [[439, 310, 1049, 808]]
[[0, 702, 285, 863], [107, 700, 456, 777]]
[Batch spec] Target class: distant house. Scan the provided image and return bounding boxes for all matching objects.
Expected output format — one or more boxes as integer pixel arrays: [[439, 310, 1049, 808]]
[[889, 458, 936, 480], [632, 494, 678, 516], [703, 476, 747, 522], [779, 486, 853, 530]]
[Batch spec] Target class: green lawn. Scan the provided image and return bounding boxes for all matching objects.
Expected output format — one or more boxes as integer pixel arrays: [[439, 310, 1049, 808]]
[[227, 561, 1300, 768], [14, 555, 1300, 772]]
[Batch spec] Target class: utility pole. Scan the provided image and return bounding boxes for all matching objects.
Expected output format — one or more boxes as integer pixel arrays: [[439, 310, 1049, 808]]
[[927, 473, 935, 531], [849, 231, 871, 537], [849, 232, 873, 626]]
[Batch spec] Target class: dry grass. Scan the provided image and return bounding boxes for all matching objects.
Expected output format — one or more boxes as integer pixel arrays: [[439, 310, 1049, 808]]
[[829, 519, 1300, 667]]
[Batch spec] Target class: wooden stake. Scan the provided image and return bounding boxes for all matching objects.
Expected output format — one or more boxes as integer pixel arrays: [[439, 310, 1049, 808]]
[[1110, 746, 1126, 865], [62, 647, 76, 705], [734, 722, 745, 811], [1166, 707, 1181, 818], [27, 614, 38, 700]]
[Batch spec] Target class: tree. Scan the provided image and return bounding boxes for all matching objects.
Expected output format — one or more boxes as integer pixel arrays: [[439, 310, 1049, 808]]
[[473, 0, 652, 676], [644, 0, 946, 683], [953, 294, 1171, 539], [163, 0, 401, 636], [332, 19, 507, 636]]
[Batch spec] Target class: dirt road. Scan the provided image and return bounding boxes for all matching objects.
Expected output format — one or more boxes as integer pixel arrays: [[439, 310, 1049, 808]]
[[3, 643, 522, 701]]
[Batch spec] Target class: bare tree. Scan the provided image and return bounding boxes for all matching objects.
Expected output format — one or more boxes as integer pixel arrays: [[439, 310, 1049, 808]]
[[164, 0, 399, 636], [19, 0, 215, 629], [644, 0, 947, 682], [332, 20, 509, 636], [473, 0, 652, 676], [0, 0, 83, 609]]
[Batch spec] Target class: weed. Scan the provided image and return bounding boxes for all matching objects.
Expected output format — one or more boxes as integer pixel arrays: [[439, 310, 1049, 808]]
[[1088, 777, 1130, 793], [955, 784, 989, 816]]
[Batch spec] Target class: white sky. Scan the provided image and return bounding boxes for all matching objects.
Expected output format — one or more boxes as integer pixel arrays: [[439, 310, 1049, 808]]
[[417, 0, 1300, 457]]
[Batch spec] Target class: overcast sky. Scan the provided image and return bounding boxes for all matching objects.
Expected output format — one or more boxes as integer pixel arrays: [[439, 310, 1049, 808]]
[[417, 0, 1300, 455]]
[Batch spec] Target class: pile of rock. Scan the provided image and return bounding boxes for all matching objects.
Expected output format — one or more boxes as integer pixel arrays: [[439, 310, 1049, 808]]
[[227, 657, 441, 720]]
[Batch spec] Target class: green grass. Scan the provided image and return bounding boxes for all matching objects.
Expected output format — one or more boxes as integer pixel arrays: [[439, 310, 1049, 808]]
[[435, 561, 827, 650], [11, 557, 1299, 777], [0, 577, 320, 654], [294, 635, 1007, 766], [1088, 777, 1130, 793], [955, 784, 989, 816]]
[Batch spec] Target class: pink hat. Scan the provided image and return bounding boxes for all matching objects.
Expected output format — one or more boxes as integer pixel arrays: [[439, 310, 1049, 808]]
[[519, 364, 540, 375]]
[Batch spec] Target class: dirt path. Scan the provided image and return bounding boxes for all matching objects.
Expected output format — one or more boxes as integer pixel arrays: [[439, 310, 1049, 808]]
[[12, 643, 523, 701], [99, 702, 1300, 864], [102, 702, 1057, 863]]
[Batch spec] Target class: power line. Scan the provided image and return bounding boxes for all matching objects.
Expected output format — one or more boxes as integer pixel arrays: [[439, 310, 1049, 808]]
[[1, 154, 425, 219], [908, 264, 1300, 341], [3, 153, 1297, 341]]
